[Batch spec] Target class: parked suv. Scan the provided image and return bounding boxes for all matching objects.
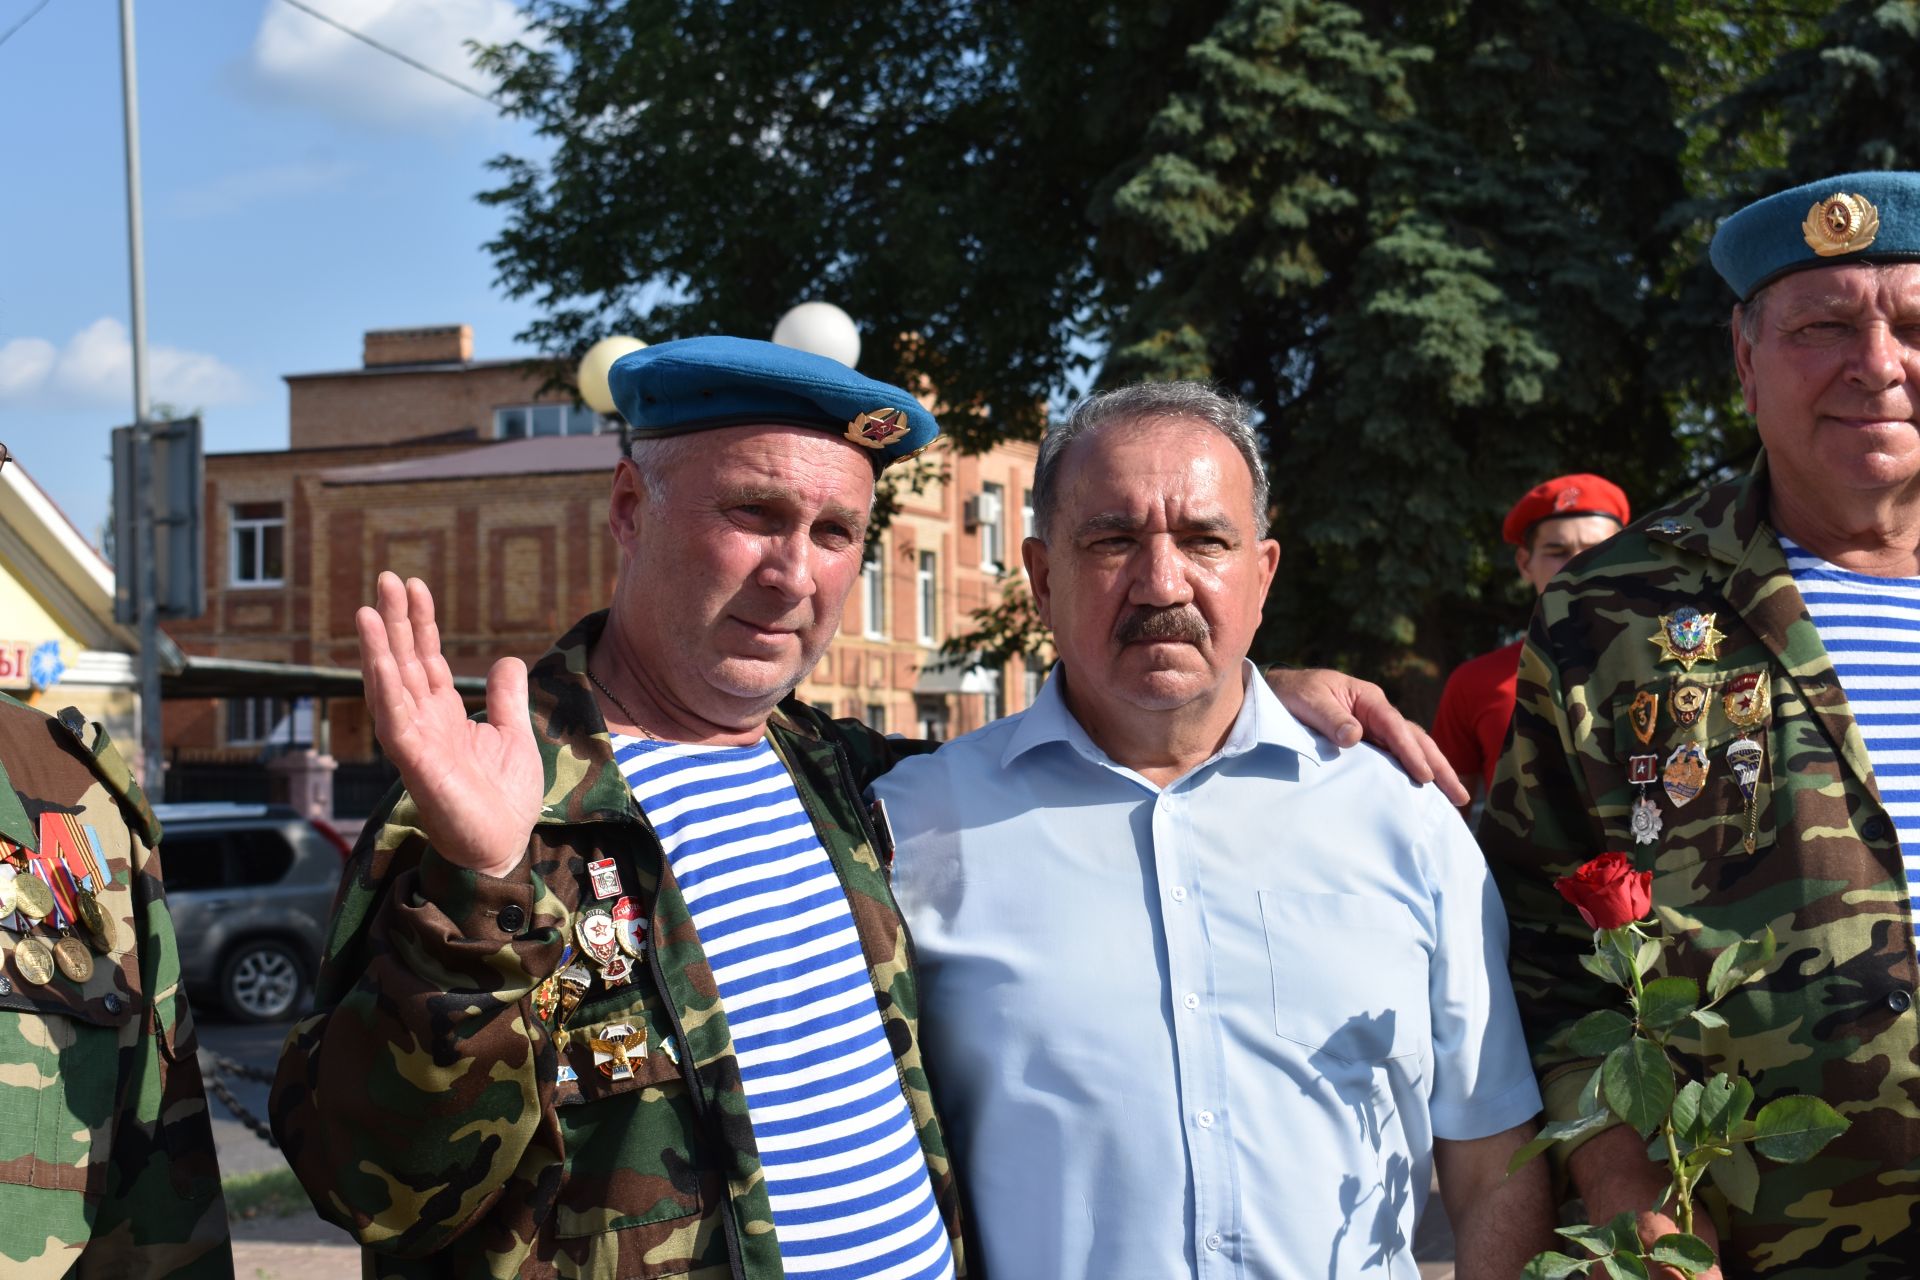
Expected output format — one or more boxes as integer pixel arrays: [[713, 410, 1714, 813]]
[[153, 802, 350, 1022]]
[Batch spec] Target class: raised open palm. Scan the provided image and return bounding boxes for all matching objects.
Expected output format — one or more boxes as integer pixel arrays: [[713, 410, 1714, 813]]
[[358, 572, 545, 878]]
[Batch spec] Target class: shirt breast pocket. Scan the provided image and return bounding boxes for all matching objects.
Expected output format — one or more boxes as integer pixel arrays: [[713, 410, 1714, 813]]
[[1258, 890, 1430, 1064]]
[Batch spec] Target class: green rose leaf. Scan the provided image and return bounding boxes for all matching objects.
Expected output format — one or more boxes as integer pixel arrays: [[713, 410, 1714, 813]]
[[1606, 1211, 1642, 1256], [1603, 1038, 1675, 1135], [1600, 1252, 1651, 1280], [1638, 976, 1699, 1030], [1752, 1095, 1850, 1163], [1649, 1233, 1717, 1275], [1690, 1008, 1728, 1030], [1710, 1139, 1761, 1212], [1508, 1110, 1616, 1174], [1582, 950, 1628, 987], [1523, 1251, 1594, 1279], [1708, 928, 1776, 1002], [1634, 937, 1662, 978], [1699, 1074, 1753, 1141], [1555, 1223, 1619, 1255], [1671, 1080, 1706, 1146], [1570, 1009, 1636, 1057]]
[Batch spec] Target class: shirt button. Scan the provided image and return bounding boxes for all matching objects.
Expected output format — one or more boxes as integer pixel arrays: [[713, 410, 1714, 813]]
[[102, 993, 122, 1014], [1205, 1233, 1223, 1252], [1197, 1109, 1215, 1128], [1182, 992, 1200, 1010], [497, 904, 527, 934], [1170, 886, 1188, 903], [1889, 988, 1913, 1014], [1861, 816, 1888, 842]]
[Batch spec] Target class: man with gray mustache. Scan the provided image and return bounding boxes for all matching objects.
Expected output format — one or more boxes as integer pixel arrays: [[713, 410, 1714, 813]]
[[872, 382, 1554, 1279]]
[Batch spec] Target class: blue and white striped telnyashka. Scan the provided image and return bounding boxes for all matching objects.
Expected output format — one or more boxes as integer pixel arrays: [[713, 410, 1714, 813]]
[[611, 733, 955, 1280], [1781, 536, 1920, 954]]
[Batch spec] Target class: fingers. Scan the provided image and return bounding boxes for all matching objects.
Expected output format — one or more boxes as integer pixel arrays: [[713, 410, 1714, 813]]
[[486, 656, 534, 745], [1423, 734, 1470, 806], [375, 570, 432, 705], [355, 603, 411, 742], [406, 577, 456, 696]]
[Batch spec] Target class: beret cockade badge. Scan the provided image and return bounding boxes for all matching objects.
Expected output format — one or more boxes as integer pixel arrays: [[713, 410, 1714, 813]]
[[1801, 191, 1880, 257], [846, 406, 911, 450]]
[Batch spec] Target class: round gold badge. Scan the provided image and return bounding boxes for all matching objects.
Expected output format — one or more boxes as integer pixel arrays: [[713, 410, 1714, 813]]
[[0, 874, 16, 920], [13, 874, 54, 922], [75, 893, 116, 955], [53, 936, 94, 984], [1802, 192, 1880, 257], [12, 936, 55, 986]]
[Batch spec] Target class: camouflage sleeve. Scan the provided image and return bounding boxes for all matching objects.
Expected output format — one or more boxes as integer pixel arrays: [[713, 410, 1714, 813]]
[[79, 810, 233, 1276], [271, 800, 571, 1261], [823, 713, 937, 788], [1481, 615, 1621, 1137]]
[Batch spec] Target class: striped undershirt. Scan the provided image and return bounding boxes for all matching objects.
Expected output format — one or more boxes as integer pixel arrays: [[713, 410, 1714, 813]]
[[1780, 535, 1920, 953], [611, 733, 954, 1280]]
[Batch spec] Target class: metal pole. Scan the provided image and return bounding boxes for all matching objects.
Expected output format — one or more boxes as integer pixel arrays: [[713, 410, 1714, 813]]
[[118, 0, 162, 787]]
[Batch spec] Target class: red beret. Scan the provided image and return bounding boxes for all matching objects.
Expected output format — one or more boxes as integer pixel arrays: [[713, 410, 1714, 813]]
[[1501, 473, 1631, 546]]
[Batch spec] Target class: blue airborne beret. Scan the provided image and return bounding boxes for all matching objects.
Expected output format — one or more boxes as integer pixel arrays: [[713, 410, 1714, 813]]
[[606, 335, 938, 467], [1710, 171, 1920, 300]]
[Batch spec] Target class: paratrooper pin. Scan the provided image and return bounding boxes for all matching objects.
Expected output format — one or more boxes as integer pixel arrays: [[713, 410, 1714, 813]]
[[1670, 680, 1708, 728], [557, 964, 592, 1020], [1649, 607, 1725, 672], [613, 896, 647, 960], [589, 1022, 647, 1081], [1662, 742, 1709, 807], [575, 906, 620, 969], [1726, 737, 1763, 803], [586, 858, 622, 901], [1629, 692, 1660, 745]]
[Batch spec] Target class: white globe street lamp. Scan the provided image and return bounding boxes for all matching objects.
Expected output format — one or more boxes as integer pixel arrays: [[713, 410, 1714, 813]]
[[772, 302, 860, 368], [577, 335, 646, 415]]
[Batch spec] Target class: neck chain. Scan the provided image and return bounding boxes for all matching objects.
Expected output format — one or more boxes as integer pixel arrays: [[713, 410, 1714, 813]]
[[585, 664, 661, 741]]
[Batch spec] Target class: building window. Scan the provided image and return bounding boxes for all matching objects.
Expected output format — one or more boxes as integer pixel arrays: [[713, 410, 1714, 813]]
[[978, 481, 1005, 570], [1022, 487, 1035, 542], [916, 695, 949, 742], [863, 550, 887, 638], [495, 403, 604, 439], [229, 501, 285, 587], [917, 551, 938, 645], [226, 696, 310, 747], [1024, 661, 1046, 709], [864, 703, 887, 734], [981, 670, 1005, 724]]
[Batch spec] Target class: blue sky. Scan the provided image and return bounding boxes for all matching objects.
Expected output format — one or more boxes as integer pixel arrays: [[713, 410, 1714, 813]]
[[0, 0, 550, 545]]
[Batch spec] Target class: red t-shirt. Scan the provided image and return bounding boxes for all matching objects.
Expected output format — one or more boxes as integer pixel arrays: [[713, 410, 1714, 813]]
[[1432, 639, 1525, 798]]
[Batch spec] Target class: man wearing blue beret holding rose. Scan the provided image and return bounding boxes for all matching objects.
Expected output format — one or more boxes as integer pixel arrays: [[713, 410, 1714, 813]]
[[1484, 172, 1920, 1277], [272, 335, 1452, 1277]]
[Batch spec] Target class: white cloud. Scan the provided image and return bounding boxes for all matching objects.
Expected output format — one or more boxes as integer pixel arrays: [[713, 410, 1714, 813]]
[[248, 0, 530, 128], [170, 157, 356, 218], [0, 319, 248, 410]]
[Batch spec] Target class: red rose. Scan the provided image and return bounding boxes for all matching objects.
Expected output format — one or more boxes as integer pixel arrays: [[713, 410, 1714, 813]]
[[1554, 852, 1653, 930]]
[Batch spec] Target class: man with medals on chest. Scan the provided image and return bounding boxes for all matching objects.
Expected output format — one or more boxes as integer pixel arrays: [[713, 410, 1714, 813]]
[[0, 438, 231, 1278], [1481, 175, 1920, 1277]]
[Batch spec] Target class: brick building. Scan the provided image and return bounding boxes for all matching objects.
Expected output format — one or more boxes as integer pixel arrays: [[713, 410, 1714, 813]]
[[165, 326, 1044, 796]]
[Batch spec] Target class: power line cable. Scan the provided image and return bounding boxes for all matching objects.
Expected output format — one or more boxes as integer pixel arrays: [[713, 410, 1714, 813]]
[[0, 0, 59, 52], [273, 0, 497, 105]]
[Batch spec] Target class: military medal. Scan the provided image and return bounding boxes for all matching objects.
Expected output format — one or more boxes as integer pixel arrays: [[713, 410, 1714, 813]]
[[589, 1022, 647, 1081], [12, 935, 54, 986], [1726, 738, 1764, 803], [1628, 755, 1658, 785], [1649, 607, 1726, 672], [1647, 517, 1691, 536], [1629, 692, 1660, 745], [1663, 742, 1709, 807], [0, 870, 17, 922], [532, 973, 562, 1023], [601, 953, 634, 988], [1723, 672, 1769, 731], [612, 896, 646, 960], [13, 871, 54, 923], [1626, 753, 1661, 846], [53, 935, 92, 984], [586, 858, 622, 901], [1722, 672, 1770, 852], [556, 964, 593, 1019], [75, 892, 115, 955], [575, 906, 620, 969], [1670, 680, 1708, 728]]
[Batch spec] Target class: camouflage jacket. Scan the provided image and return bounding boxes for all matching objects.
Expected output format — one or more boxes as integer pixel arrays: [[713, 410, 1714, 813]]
[[271, 611, 968, 1279], [0, 692, 230, 1278], [1482, 456, 1918, 1278]]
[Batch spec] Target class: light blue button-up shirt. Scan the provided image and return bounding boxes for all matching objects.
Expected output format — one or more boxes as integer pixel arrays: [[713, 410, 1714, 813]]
[[873, 664, 1541, 1280]]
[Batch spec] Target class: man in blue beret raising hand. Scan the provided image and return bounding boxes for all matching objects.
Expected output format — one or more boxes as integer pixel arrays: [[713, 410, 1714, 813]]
[[272, 336, 1452, 1278]]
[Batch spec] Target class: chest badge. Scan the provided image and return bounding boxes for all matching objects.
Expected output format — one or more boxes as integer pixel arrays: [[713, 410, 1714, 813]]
[[575, 907, 620, 969], [1647, 517, 1691, 536], [1629, 692, 1660, 745], [1670, 680, 1709, 728], [586, 858, 623, 901], [1662, 742, 1710, 807], [589, 1023, 648, 1081], [1650, 608, 1726, 672], [1723, 671, 1770, 731], [1630, 794, 1664, 846], [613, 896, 647, 960]]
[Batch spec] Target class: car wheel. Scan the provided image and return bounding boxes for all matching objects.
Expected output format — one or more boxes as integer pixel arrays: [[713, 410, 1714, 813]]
[[220, 939, 307, 1023]]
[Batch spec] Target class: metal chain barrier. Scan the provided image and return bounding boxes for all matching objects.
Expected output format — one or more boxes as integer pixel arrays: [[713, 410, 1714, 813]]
[[201, 1050, 278, 1148]]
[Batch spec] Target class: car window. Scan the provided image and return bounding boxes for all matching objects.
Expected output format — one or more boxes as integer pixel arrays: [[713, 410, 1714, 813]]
[[225, 828, 296, 888], [161, 834, 229, 893]]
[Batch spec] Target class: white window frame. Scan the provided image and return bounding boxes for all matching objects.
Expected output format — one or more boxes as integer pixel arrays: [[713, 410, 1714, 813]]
[[1022, 487, 1035, 542], [864, 702, 888, 734], [917, 551, 938, 646], [863, 550, 887, 638], [980, 481, 1005, 570], [229, 502, 286, 588], [494, 403, 605, 439]]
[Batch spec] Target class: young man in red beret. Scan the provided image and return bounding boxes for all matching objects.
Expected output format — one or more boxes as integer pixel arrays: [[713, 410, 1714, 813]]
[[1432, 474, 1630, 811]]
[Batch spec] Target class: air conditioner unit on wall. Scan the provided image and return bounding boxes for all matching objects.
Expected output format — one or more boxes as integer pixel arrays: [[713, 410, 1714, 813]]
[[964, 490, 1003, 530]]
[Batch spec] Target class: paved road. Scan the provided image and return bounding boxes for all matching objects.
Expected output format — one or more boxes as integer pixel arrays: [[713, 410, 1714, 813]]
[[197, 1015, 1459, 1278]]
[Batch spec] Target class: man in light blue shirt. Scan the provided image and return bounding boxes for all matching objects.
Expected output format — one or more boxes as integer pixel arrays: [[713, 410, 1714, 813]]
[[873, 382, 1553, 1278]]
